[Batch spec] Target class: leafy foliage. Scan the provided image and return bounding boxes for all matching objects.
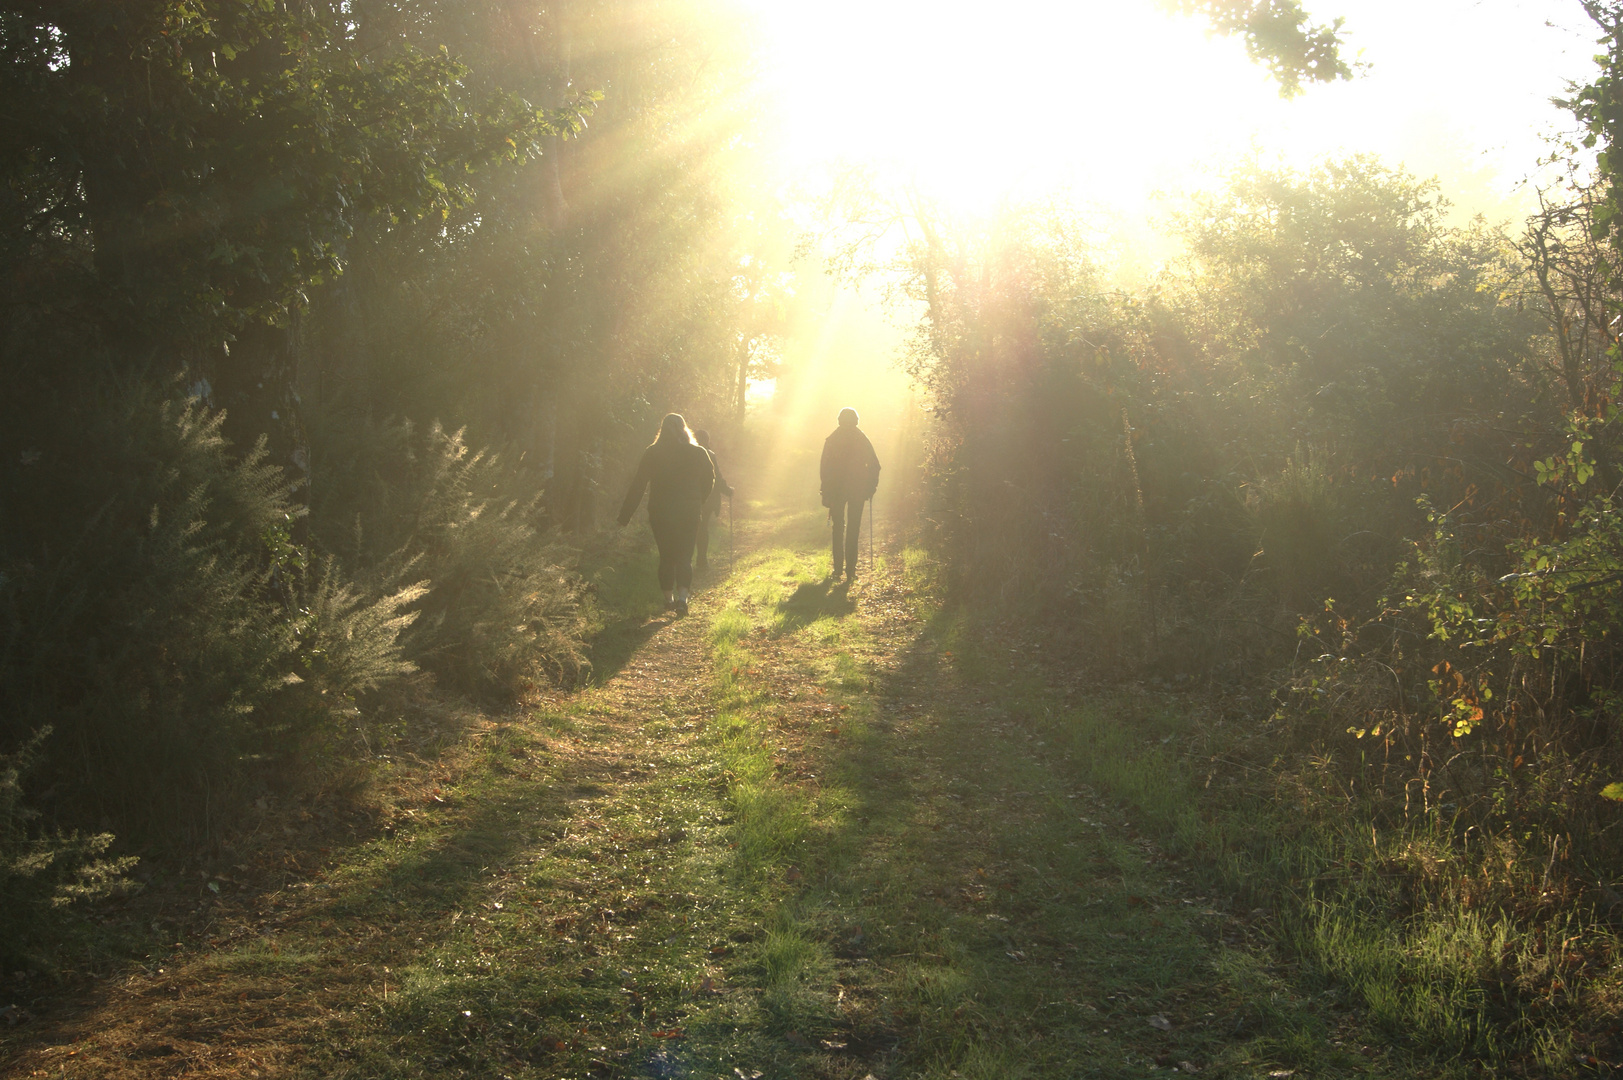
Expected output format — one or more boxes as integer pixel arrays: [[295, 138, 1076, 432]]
[[0, 1, 580, 344], [0, 0, 763, 971], [1169, 0, 1354, 95], [869, 160, 1539, 672], [861, 146, 1623, 1061], [0, 728, 137, 968]]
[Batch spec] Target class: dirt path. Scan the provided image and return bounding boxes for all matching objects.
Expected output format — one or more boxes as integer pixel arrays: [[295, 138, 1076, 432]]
[[2, 511, 1387, 1080]]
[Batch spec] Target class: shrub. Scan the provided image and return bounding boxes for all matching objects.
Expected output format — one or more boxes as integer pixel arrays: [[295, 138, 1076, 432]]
[[308, 415, 587, 700], [0, 378, 423, 840], [0, 728, 137, 968]]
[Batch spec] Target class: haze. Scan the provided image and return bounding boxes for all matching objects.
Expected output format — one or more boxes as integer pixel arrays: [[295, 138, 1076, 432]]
[[745, 0, 1598, 223]]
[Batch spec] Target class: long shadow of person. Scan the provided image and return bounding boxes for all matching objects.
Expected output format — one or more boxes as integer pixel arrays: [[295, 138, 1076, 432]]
[[776, 579, 858, 634]]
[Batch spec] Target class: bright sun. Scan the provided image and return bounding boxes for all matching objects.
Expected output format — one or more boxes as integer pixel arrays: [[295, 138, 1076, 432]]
[[739, 0, 1595, 224]]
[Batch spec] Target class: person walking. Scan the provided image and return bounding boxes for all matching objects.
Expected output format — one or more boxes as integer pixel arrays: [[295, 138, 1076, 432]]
[[617, 413, 716, 616], [692, 428, 734, 571], [819, 407, 881, 582]]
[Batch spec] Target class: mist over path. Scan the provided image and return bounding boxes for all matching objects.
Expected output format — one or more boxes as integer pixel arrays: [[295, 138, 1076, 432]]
[[0, 508, 1390, 1079]]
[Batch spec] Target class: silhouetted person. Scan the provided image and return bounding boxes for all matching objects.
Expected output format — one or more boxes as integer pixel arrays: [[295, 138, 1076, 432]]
[[693, 428, 733, 571], [820, 407, 880, 581], [617, 413, 716, 616]]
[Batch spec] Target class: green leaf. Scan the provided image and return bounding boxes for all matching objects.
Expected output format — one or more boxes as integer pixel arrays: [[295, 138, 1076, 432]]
[[1602, 783, 1623, 802]]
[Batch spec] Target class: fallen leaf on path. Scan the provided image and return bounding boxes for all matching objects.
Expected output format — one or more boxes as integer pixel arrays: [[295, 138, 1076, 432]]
[[1006, 950, 1027, 962], [1148, 1014, 1173, 1031], [785, 866, 802, 882], [1267, 1071, 1296, 1078], [820, 1039, 847, 1050], [1178, 1062, 1199, 1073], [651, 1028, 684, 1038]]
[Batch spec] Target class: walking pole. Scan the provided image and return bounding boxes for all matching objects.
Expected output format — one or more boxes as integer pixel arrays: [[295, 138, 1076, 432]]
[[868, 495, 875, 572]]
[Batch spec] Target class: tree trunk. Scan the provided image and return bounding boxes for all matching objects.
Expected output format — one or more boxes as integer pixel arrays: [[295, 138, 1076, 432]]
[[63, 6, 165, 349], [734, 335, 753, 426]]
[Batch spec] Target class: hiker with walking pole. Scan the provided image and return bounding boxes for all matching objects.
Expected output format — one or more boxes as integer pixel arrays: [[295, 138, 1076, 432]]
[[819, 407, 881, 583], [693, 428, 733, 572], [616, 413, 716, 617]]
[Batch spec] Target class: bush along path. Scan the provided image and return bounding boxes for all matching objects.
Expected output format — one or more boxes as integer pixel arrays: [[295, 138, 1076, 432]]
[[1, 510, 1407, 1080]]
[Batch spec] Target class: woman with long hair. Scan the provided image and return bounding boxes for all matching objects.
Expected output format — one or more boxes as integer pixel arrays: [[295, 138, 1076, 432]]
[[616, 413, 716, 616]]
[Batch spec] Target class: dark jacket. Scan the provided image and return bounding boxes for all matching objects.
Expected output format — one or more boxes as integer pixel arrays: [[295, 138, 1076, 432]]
[[618, 440, 716, 525], [820, 425, 880, 506], [702, 448, 733, 517]]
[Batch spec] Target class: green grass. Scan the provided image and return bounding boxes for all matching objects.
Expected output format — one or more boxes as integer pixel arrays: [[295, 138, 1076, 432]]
[[661, 539, 1416, 1079], [578, 528, 668, 682], [1005, 685, 1620, 1075], [203, 937, 322, 976], [12, 513, 1587, 1079]]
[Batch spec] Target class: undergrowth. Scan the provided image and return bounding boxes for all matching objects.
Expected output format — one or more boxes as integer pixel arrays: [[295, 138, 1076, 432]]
[[0, 381, 593, 967], [935, 592, 1623, 1074]]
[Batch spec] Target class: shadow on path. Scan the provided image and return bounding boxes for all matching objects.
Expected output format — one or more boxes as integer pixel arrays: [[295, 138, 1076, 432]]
[[775, 578, 856, 633], [697, 542, 1353, 1079]]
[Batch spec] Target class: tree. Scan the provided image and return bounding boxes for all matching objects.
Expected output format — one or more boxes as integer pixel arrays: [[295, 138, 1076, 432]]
[[1519, 182, 1617, 412], [0, 0, 583, 473], [1168, 0, 1354, 95], [296, 0, 771, 530]]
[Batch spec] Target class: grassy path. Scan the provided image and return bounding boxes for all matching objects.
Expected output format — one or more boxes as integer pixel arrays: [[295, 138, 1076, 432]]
[[2, 509, 1398, 1079]]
